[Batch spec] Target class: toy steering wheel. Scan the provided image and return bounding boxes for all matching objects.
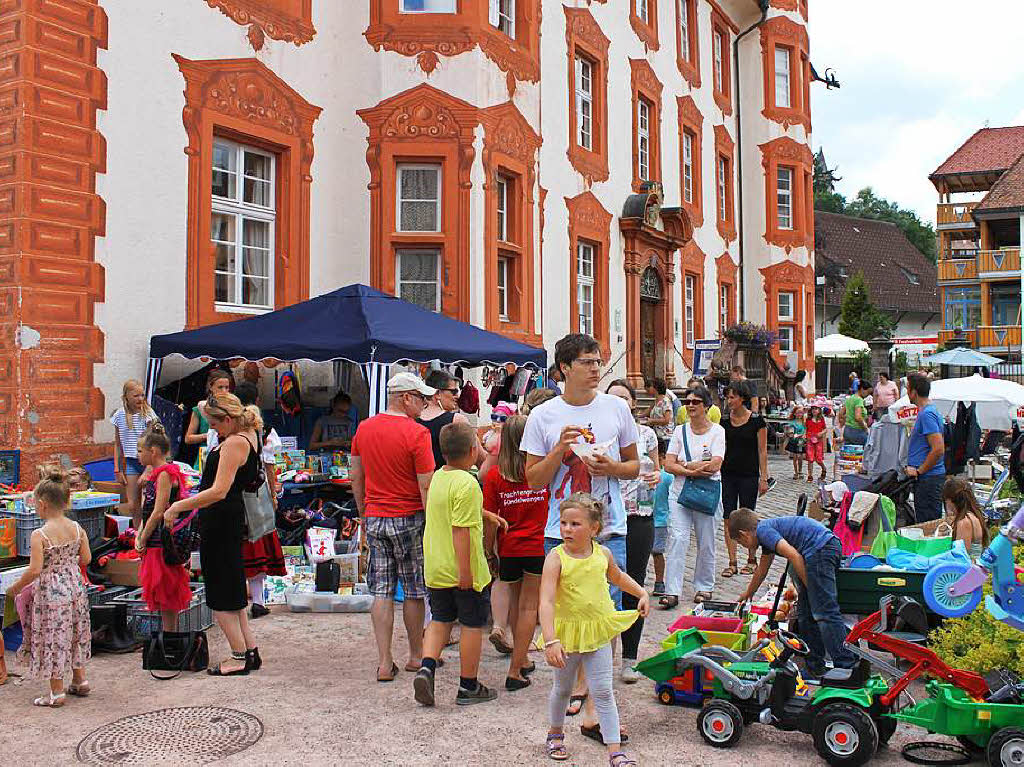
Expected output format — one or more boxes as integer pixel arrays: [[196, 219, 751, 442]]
[[776, 629, 810, 657]]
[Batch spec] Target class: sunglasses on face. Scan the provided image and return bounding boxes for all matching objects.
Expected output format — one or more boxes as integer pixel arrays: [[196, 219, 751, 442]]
[[492, 414, 508, 423], [444, 388, 459, 395], [684, 399, 705, 406]]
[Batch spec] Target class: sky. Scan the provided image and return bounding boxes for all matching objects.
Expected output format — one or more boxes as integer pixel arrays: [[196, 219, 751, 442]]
[[808, 1, 1024, 226]]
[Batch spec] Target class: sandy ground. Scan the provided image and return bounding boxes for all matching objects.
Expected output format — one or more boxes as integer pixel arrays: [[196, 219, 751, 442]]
[[0, 457, 973, 766]]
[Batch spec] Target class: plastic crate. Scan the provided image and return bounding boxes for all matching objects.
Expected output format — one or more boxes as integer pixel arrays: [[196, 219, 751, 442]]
[[86, 584, 130, 606], [69, 506, 108, 540], [667, 614, 743, 634], [0, 507, 44, 556], [113, 583, 212, 640]]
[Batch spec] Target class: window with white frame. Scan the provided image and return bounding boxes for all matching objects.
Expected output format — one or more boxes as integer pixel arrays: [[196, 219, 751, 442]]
[[400, 0, 456, 12], [575, 55, 593, 151], [679, 0, 690, 61], [638, 99, 650, 181], [497, 255, 510, 321], [211, 138, 275, 311], [682, 131, 694, 204], [577, 241, 595, 336], [777, 167, 793, 230], [717, 155, 728, 221], [397, 164, 441, 232], [396, 249, 440, 312], [684, 274, 696, 348], [490, 0, 514, 37], [777, 325, 794, 353], [774, 46, 791, 108], [778, 291, 795, 321], [636, 0, 648, 23], [713, 29, 724, 92], [720, 284, 730, 331], [496, 174, 509, 242]]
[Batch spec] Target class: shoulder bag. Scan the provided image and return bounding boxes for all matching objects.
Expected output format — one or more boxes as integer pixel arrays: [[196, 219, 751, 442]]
[[242, 432, 276, 542], [677, 426, 722, 515], [142, 630, 209, 680]]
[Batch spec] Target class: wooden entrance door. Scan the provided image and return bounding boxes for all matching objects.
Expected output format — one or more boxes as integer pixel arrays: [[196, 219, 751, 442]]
[[641, 298, 657, 382]]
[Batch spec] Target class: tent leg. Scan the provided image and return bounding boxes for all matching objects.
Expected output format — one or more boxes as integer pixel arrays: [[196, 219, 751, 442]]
[[826, 358, 832, 397]]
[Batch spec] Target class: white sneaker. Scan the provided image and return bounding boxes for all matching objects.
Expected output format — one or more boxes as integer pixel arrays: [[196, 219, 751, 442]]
[[620, 665, 642, 684]]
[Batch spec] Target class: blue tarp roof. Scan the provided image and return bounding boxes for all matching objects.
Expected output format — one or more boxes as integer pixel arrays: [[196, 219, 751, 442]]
[[149, 284, 546, 367]]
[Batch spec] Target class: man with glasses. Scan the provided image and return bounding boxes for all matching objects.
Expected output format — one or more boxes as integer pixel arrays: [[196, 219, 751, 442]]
[[350, 372, 436, 682]]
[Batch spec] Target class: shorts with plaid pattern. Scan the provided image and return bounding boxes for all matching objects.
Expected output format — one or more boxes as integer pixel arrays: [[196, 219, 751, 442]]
[[364, 512, 427, 599]]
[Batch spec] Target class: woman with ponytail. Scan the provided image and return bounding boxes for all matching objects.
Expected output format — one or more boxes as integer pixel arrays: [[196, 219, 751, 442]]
[[164, 392, 263, 676]]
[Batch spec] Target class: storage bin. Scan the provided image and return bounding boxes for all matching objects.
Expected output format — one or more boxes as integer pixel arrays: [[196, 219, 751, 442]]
[[836, 567, 936, 620], [69, 507, 108, 540], [285, 583, 372, 613], [661, 628, 746, 652], [112, 583, 212, 640], [0, 508, 44, 556], [71, 492, 120, 510], [86, 584, 130, 606], [667, 614, 743, 634]]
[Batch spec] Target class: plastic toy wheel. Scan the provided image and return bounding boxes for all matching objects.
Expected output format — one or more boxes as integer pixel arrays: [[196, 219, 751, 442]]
[[876, 715, 898, 746], [812, 702, 879, 767], [954, 735, 986, 755], [657, 686, 675, 706], [923, 563, 983, 618], [697, 700, 744, 748], [987, 727, 1024, 767]]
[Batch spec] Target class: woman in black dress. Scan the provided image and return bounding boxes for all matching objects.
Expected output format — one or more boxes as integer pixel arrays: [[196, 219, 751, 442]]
[[164, 392, 261, 676]]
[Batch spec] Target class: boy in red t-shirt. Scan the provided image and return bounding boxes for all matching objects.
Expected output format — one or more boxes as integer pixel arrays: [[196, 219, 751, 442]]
[[482, 415, 548, 691]]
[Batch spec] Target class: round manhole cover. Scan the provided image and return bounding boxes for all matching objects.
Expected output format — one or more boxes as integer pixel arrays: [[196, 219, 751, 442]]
[[77, 706, 263, 765]]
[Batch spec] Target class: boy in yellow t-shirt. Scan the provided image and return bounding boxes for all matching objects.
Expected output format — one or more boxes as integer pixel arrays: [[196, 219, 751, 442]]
[[414, 421, 496, 707]]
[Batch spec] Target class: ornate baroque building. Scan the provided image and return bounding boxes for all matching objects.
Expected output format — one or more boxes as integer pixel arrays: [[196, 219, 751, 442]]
[[1, 0, 814, 464]]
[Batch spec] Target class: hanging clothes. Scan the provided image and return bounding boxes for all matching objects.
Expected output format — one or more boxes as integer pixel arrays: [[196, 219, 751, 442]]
[[487, 371, 513, 407]]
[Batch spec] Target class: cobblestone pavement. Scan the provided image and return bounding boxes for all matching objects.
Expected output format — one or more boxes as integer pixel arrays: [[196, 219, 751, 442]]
[[1, 455, 956, 765]]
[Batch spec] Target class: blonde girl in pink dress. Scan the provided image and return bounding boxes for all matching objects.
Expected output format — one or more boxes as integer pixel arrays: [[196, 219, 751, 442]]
[[7, 467, 92, 707]]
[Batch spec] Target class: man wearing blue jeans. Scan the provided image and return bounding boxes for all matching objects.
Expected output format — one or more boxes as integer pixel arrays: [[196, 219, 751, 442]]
[[905, 372, 946, 522], [731, 510, 856, 677], [523, 332, 639, 741]]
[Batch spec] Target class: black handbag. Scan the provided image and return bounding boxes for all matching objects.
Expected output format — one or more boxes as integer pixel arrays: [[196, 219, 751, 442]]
[[316, 560, 341, 592], [161, 509, 200, 567], [142, 630, 209, 680]]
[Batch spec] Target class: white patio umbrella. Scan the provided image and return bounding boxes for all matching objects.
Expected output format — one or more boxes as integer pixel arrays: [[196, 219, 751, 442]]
[[814, 333, 870, 358], [886, 374, 1024, 430]]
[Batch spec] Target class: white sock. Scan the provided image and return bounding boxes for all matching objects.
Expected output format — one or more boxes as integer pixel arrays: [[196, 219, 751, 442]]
[[249, 574, 266, 606]]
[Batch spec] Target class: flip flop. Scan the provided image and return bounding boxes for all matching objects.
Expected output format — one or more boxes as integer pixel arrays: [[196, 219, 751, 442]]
[[581, 723, 629, 745], [740, 562, 757, 575], [721, 564, 737, 578], [565, 693, 587, 716], [377, 662, 399, 682]]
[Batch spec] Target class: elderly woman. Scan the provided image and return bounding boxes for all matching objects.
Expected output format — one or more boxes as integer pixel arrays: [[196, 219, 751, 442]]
[[660, 385, 725, 609], [165, 393, 262, 676]]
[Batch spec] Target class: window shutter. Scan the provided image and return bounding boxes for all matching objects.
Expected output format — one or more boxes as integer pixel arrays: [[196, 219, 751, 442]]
[[488, 0, 500, 27]]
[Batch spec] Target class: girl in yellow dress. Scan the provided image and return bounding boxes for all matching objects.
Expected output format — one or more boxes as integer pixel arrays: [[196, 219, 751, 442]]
[[539, 493, 648, 765]]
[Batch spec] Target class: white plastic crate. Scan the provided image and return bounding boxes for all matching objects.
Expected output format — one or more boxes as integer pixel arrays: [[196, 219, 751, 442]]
[[112, 583, 212, 640], [285, 582, 371, 613]]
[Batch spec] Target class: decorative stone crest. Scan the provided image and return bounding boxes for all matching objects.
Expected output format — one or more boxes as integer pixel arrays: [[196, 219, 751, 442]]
[[204, 0, 315, 50], [382, 101, 460, 139], [207, 72, 300, 135]]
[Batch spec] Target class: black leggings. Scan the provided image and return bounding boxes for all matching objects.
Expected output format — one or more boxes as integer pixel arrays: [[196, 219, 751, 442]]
[[621, 514, 654, 660], [722, 473, 759, 518]]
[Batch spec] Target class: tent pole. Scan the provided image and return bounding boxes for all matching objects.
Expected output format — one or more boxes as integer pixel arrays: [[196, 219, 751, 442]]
[[826, 358, 832, 397]]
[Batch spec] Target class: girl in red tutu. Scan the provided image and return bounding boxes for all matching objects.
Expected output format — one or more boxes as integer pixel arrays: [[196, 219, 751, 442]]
[[135, 423, 191, 629]]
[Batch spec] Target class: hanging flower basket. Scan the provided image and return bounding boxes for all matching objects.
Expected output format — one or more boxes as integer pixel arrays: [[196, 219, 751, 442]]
[[722, 322, 778, 348]]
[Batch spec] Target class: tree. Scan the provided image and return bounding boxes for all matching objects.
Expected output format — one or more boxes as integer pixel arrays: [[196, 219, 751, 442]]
[[838, 271, 894, 341]]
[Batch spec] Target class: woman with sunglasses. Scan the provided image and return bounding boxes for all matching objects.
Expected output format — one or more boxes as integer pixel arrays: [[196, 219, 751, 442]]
[[660, 385, 724, 609]]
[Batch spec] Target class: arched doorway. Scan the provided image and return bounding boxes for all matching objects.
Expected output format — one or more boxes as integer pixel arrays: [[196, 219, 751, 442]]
[[640, 266, 663, 383]]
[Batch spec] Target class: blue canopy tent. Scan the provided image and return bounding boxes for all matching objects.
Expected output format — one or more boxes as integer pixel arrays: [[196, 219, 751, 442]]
[[147, 284, 546, 416]]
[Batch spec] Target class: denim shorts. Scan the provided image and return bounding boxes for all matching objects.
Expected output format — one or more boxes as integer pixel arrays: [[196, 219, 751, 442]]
[[544, 534, 626, 609], [124, 457, 144, 476]]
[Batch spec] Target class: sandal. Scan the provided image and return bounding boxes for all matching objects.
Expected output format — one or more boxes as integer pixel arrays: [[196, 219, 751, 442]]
[[721, 563, 738, 578], [740, 561, 757, 575], [208, 653, 250, 677], [693, 591, 712, 604], [67, 681, 91, 697], [581, 723, 629, 745], [658, 595, 679, 610], [546, 733, 569, 761], [33, 692, 66, 707], [609, 752, 637, 767], [376, 662, 399, 682], [489, 627, 513, 655], [565, 693, 588, 716]]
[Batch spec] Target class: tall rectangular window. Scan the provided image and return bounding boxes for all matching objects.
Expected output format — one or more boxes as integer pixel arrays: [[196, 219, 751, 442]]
[[497, 255, 509, 321], [396, 249, 440, 312], [777, 167, 793, 230], [778, 291, 795, 321], [717, 155, 729, 222], [720, 284, 730, 331], [212, 138, 275, 310], [496, 174, 509, 242], [397, 164, 441, 232], [575, 55, 593, 151], [774, 46, 791, 108], [778, 326, 794, 353], [682, 131, 694, 204], [678, 0, 690, 61], [684, 274, 696, 348], [944, 287, 981, 329], [577, 241, 595, 335], [636, 0, 648, 23], [490, 0, 515, 37], [401, 0, 456, 11], [713, 30, 724, 92], [638, 99, 650, 182]]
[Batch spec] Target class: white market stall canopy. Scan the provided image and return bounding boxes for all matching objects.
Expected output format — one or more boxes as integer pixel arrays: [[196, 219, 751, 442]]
[[887, 374, 1024, 430], [815, 333, 870, 358]]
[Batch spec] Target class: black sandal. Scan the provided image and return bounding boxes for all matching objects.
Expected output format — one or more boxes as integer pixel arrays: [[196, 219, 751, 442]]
[[581, 723, 629, 745], [659, 595, 679, 610], [245, 647, 262, 671], [208, 652, 250, 676], [565, 693, 588, 716], [376, 662, 399, 682]]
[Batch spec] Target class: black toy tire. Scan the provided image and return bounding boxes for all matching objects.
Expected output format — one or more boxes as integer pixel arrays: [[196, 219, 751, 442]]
[[876, 715, 898, 746], [697, 700, 744, 749], [955, 735, 985, 754], [657, 687, 675, 706], [987, 727, 1024, 767], [812, 702, 879, 767]]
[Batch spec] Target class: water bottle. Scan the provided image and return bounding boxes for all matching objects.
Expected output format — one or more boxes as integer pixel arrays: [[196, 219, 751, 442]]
[[637, 454, 655, 514]]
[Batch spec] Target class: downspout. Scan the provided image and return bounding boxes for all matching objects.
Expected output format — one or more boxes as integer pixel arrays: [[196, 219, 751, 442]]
[[733, 0, 770, 321]]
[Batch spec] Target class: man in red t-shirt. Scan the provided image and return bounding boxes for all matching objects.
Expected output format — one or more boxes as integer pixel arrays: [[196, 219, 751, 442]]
[[351, 372, 436, 681]]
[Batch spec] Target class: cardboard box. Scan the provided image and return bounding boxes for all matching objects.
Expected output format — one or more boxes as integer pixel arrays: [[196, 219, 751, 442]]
[[93, 481, 125, 502], [102, 558, 141, 587]]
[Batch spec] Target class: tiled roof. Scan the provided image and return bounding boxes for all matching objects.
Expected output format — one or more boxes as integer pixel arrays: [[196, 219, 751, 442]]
[[930, 126, 1024, 178], [814, 211, 939, 313], [975, 154, 1024, 213]]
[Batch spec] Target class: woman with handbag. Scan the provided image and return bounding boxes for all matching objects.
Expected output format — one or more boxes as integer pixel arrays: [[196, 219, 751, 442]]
[[659, 386, 725, 609], [164, 393, 262, 677]]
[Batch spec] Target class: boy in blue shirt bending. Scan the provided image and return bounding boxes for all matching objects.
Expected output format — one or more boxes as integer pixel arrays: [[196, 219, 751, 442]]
[[730, 509, 856, 677]]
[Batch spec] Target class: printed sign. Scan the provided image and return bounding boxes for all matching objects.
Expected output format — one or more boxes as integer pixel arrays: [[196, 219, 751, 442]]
[[895, 405, 919, 423], [694, 339, 721, 376]]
